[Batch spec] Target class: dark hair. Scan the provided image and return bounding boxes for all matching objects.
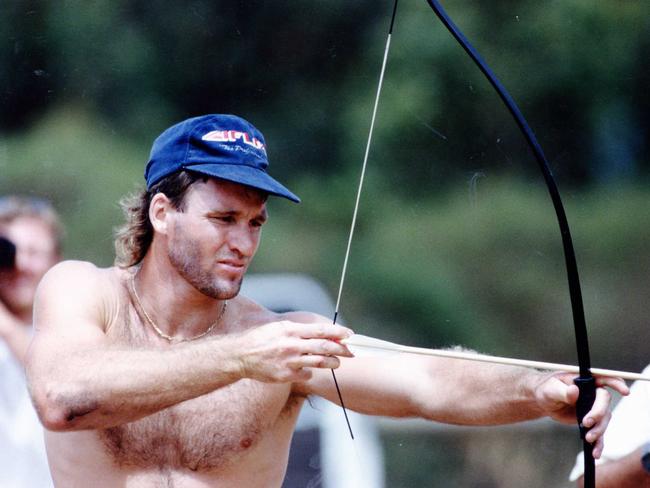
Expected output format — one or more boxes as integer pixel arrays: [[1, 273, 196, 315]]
[[114, 171, 207, 268]]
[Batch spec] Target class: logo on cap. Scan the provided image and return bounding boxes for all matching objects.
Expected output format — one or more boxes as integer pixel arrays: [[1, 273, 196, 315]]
[[202, 130, 266, 153]]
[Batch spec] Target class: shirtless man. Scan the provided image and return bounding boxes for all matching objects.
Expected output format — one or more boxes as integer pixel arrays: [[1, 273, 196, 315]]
[[26, 114, 626, 487]]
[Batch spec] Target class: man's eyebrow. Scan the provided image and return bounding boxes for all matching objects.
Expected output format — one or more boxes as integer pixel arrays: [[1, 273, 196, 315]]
[[204, 209, 234, 218], [206, 208, 268, 221]]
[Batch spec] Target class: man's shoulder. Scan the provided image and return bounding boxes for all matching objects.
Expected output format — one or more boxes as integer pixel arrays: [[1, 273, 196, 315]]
[[38, 260, 125, 299], [43, 260, 120, 283], [34, 262, 129, 335], [234, 294, 277, 322], [235, 295, 324, 324]]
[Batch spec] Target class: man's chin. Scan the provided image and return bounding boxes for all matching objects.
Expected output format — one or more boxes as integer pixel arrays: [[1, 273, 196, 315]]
[[205, 277, 243, 300], [220, 281, 243, 300]]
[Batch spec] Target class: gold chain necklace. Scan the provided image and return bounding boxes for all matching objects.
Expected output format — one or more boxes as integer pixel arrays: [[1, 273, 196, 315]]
[[130, 272, 227, 343]]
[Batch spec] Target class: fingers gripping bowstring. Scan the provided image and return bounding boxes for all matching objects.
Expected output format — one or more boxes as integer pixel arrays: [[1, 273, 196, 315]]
[[331, 0, 401, 440]]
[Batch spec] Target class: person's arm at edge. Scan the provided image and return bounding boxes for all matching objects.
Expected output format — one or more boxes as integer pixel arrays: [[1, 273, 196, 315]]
[[26, 261, 353, 432], [577, 447, 650, 487]]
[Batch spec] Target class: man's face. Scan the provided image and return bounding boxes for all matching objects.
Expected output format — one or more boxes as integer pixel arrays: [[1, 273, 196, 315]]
[[0, 216, 59, 317], [166, 179, 267, 300]]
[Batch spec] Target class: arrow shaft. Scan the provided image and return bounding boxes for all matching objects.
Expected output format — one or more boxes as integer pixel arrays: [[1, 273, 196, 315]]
[[343, 336, 648, 382]]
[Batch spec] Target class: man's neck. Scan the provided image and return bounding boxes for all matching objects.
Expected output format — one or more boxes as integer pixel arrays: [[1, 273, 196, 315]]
[[133, 258, 227, 340]]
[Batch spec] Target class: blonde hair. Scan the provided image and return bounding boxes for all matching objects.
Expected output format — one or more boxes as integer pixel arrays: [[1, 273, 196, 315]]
[[0, 196, 64, 253]]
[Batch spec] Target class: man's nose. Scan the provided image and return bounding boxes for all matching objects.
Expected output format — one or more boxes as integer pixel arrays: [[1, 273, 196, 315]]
[[228, 226, 257, 256]]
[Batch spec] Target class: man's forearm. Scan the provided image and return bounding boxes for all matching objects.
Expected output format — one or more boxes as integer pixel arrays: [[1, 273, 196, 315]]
[[415, 356, 546, 425], [28, 318, 353, 432], [320, 354, 547, 425], [27, 334, 245, 431]]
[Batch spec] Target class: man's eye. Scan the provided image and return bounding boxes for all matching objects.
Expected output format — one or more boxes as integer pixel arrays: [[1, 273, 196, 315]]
[[213, 216, 234, 223]]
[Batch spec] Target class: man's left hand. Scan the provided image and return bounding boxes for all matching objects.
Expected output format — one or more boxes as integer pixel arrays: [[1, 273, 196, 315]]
[[534, 373, 629, 458]]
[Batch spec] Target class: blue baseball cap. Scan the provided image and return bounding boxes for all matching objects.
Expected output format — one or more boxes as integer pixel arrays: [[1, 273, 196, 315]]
[[144, 114, 300, 203]]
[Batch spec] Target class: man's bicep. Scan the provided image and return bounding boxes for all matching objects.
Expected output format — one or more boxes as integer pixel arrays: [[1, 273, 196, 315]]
[[29, 261, 109, 358], [26, 262, 113, 426]]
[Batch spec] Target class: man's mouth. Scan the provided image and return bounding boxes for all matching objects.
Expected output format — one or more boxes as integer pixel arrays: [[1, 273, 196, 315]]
[[216, 260, 246, 272]]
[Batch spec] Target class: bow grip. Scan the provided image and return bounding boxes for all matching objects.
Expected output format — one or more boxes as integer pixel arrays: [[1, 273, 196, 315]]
[[573, 376, 596, 439]]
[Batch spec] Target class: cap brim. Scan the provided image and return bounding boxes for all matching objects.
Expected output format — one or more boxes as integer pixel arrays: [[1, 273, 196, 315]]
[[183, 163, 300, 203]]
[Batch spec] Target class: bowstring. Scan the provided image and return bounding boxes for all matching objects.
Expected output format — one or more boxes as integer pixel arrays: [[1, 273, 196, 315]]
[[330, 0, 401, 441]]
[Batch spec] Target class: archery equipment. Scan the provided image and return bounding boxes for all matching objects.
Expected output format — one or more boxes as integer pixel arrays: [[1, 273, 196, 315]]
[[344, 334, 650, 382]]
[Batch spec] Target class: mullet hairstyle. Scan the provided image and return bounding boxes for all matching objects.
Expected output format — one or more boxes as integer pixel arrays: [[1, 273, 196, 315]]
[[114, 171, 207, 268]]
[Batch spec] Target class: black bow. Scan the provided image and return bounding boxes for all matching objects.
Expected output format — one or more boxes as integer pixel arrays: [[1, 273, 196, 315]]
[[423, 1, 597, 486], [332, 2, 597, 484]]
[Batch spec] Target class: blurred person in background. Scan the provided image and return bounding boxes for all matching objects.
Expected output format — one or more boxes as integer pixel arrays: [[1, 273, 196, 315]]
[[570, 364, 650, 487], [0, 195, 62, 487], [26, 115, 626, 488]]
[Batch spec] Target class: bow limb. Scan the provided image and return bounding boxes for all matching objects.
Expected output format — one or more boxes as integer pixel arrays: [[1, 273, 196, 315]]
[[422, 2, 596, 486]]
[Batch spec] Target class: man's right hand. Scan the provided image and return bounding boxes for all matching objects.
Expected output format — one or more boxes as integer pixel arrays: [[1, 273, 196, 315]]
[[235, 320, 354, 383]]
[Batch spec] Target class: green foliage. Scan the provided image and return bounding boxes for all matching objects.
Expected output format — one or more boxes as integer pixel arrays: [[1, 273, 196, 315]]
[[2, 1, 649, 187], [256, 171, 650, 371], [383, 427, 581, 488], [0, 107, 144, 265]]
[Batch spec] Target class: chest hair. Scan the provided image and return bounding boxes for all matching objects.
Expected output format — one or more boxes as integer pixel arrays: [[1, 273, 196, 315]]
[[99, 295, 298, 471]]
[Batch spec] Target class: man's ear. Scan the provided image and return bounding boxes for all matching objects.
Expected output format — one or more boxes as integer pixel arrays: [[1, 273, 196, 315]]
[[149, 193, 173, 235]]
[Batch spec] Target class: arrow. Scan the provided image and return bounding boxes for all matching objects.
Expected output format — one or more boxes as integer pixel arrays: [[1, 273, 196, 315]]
[[342, 334, 650, 382]]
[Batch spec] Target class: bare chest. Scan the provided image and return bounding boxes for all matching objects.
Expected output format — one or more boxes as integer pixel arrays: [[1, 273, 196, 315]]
[[97, 283, 301, 473], [99, 378, 298, 472]]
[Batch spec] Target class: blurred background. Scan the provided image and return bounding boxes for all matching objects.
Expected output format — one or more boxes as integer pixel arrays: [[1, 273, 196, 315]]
[[1, 1, 649, 486]]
